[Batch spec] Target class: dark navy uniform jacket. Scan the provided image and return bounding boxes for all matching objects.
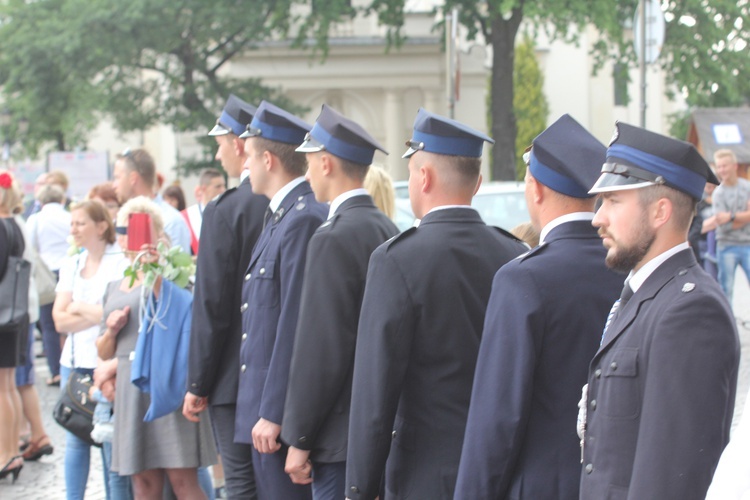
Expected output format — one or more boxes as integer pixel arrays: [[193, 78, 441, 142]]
[[234, 180, 327, 443], [580, 248, 739, 500], [346, 207, 527, 500], [455, 220, 621, 500], [282, 194, 399, 463], [187, 177, 269, 405]]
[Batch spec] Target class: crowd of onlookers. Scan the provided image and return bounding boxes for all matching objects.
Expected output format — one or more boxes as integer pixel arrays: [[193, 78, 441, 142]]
[[0, 152, 403, 499]]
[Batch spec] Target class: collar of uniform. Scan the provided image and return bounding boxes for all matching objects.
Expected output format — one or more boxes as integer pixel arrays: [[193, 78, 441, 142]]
[[627, 241, 690, 293], [539, 212, 594, 244], [269, 176, 306, 213], [328, 188, 369, 220], [240, 169, 250, 184], [425, 204, 478, 216]]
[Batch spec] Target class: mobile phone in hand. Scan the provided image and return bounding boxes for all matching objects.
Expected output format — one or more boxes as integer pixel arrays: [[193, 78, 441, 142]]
[[127, 213, 154, 251]]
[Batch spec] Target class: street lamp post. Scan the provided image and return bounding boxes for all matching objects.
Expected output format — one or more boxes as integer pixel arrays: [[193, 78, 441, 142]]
[[0, 109, 11, 163]]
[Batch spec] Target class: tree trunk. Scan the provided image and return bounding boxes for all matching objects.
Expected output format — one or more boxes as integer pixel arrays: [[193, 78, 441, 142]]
[[489, 10, 523, 181], [55, 131, 66, 152]]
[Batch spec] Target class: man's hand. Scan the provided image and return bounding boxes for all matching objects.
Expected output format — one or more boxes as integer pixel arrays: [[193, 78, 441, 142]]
[[182, 392, 208, 423], [252, 418, 282, 454], [285, 446, 313, 485], [715, 211, 732, 226], [93, 358, 118, 388], [100, 379, 116, 402]]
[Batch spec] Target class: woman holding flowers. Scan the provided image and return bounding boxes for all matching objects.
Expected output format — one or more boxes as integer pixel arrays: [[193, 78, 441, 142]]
[[96, 196, 215, 500]]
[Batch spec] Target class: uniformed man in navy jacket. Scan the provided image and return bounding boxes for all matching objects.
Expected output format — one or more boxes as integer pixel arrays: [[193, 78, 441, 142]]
[[455, 115, 622, 500], [282, 104, 399, 499], [235, 101, 327, 500], [580, 122, 739, 500], [183, 94, 269, 499], [345, 108, 527, 500]]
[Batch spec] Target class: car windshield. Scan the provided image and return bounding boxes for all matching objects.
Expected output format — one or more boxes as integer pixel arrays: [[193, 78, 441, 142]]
[[471, 190, 529, 231]]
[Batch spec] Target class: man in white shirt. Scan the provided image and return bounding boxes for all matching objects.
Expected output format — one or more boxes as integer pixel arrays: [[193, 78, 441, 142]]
[[579, 122, 740, 500], [111, 148, 191, 252], [26, 183, 71, 386], [181, 167, 226, 255]]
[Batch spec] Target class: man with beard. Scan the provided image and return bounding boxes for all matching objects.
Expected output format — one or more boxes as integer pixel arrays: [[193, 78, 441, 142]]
[[579, 122, 740, 500]]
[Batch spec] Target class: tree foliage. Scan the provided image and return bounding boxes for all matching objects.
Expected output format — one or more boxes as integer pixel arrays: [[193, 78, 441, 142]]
[[513, 34, 548, 180], [354, 0, 749, 180], [0, 0, 299, 156], [1, 0, 747, 173]]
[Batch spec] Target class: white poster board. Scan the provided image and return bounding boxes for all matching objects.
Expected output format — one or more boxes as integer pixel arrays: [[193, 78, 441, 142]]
[[47, 151, 109, 202]]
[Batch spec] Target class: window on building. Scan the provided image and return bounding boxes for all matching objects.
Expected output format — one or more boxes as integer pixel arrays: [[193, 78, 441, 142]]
[[613, 63, 630, 107]]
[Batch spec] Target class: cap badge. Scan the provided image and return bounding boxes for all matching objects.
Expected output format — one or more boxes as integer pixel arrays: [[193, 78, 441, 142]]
[[608, 127, 619, 146], [681, 282, 695, 293]]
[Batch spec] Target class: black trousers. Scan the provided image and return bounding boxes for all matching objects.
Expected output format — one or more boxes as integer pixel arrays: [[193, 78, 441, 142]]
[[210, 403, 257, 499]]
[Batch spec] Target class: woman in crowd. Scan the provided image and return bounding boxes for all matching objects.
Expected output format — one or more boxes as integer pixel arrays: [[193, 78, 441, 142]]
[[52, 199, 129, 499], [97, 196, 215, 500], [162, 184, 186, 212], [364, 164, 396, 219], [0, 170, 26, 483], [88, 183, 121, 223], [13, 183, 55, 464]]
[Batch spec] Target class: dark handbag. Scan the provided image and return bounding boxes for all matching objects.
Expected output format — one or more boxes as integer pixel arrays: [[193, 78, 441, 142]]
[[52, 256, 101, 448], [53, 371, 101, 448], [0, 218, 30, 334]]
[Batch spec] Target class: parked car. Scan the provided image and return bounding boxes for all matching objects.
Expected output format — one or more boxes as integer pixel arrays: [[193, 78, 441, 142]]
[[393, 180, 409, 200], [471, 181, 529, 231], [391, 181, 529, 232]]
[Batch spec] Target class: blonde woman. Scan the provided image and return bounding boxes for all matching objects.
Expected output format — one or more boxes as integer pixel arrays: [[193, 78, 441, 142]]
[[363, 164, 396, 219], [52, 200, 129, 499]]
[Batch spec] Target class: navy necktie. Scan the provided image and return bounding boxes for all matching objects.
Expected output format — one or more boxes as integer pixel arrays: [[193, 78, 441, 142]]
[[262, 206, 273, 229], [601, 281, 633, 345]]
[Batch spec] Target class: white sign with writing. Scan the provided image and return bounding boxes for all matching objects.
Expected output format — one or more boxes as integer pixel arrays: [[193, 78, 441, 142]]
[[712, 124, 743, 145]]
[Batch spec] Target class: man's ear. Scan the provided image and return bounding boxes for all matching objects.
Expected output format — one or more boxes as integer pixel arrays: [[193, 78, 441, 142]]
[[321, 154, 333, 176], [420, 162, 432, 194], [526, 173, 543, 205], [233, 137, 245, 157], [262, 150, 274, 172], [473, 173, 483, 196], [652, 197, 673, 230]]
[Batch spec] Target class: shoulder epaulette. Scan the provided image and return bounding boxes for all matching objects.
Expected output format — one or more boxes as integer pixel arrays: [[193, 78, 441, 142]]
[[213, 186, 237, 205], [490, 225, 525, 244], [384, 226, 416, 250], [517, 241, 547, 262]]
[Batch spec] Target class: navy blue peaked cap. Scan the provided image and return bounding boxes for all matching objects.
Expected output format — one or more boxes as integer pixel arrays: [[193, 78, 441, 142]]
[[296, 104, 388, 165], [527, 114, 606, 198], [208, 94, 257, 137], [239, 100, 311, 145], [402, 108, 494, 159], [589, 122, 719, 200]]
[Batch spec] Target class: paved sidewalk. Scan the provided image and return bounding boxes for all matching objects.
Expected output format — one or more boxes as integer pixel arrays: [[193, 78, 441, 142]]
[[2, 276, 749, 499]]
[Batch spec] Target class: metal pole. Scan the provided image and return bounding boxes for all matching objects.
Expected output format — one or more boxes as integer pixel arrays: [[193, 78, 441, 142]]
[[640, 0, 647, 128], [446, 10, 455, 118]]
